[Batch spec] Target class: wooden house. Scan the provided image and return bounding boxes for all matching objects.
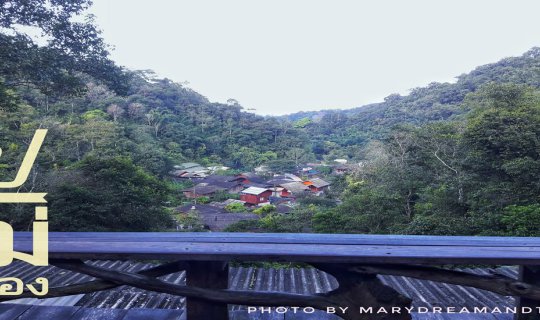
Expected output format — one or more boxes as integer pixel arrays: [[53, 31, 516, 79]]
[[170, 162, 210, 179], [240, 187, 272, 205], [182, 185, 225, 198], [234, 173, 266, 185], [198, 175, 244, 194], [279, 182, 310, 198], [303, 178, 331, 193]]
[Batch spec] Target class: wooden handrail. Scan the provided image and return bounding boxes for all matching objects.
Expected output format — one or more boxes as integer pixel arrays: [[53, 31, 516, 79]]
[[6, 232, 540, 320], [12, 232, 540, 265]]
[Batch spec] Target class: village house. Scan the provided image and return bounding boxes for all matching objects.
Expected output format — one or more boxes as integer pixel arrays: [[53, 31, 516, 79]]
[[174, 162, 202, 170], [170, 162, 209, 179], [254, 165, 270, 174], [334, 164, 350, 175], [182, 185, 225, 198], [197, 175, 244, 194], [283, 173, 303, 181], [234, 172, 266, 185], [240, 187, 272, 205], [206, 165, 230, 172], [175, 204, 259, 231], [300, 166, 319, 176], [221, 199, 247, 207], [269, 196, 294, 206], [266, 176, 295, 187], [279, 181, 310, 198], [266, 175, 297, 198], [266, 173, 302, 184], [267, 186, 285, 198], [303, 178, 331, 193]]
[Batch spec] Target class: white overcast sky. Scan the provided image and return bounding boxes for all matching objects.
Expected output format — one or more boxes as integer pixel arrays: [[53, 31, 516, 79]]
[[89, 0, 540, 115]]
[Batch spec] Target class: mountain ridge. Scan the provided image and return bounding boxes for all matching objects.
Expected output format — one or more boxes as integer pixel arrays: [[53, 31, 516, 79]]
[[280, 47, 540, 121]]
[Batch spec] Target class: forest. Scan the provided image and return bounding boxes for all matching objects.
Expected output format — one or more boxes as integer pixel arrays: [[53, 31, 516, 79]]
[[1, 0, 539, 236]]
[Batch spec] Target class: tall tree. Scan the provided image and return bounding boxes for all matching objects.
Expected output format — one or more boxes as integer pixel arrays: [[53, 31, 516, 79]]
[[0, 0, 128, 110]]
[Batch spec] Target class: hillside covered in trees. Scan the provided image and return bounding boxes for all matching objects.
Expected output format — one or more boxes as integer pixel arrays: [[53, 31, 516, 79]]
[[1, 0, 539, 236]]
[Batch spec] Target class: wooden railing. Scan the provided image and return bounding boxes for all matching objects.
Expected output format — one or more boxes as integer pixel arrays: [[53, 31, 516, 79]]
[[5, 232, 540, 320]]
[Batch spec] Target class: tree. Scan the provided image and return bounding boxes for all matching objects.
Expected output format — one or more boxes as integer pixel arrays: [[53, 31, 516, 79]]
[[314, 188, 406, 234], [48, 156, 174, 231], [293, 117, 312, 128], [107, 104, 125, 122], [266, 159, 296, 173], [463, 84, 540, 211], [127, 102, 145, 119], [0, 0, 128, 109], [145, 109, 167, 137]]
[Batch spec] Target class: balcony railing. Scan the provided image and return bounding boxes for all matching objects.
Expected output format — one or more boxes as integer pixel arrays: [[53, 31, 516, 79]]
[[4, 232, 540, 320]]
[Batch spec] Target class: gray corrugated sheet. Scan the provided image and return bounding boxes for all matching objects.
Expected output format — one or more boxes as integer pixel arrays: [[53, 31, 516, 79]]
[[0, 261, 517, 316]]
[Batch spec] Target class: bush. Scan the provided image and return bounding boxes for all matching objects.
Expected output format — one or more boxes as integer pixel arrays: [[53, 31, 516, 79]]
[[197, 196, 210, 204], [224, 202, 246, 212], [253, 204, 276, 215]]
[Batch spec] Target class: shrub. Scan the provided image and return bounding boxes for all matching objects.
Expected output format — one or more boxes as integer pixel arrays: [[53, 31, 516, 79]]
[[224, 202, 246, 212], [253, 204, 276, 215]]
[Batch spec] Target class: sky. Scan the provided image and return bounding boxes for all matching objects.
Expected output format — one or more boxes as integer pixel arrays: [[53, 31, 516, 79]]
[[89, 0, 540, 115]]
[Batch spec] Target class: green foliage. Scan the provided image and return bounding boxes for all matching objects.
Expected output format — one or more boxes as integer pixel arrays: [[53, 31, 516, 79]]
[[501, 205, 540, 236], [293, 117, 312, 128], [253, 204, 276, 215], [230, 148, 278, 170], [47, 156, 174, 231], [197, 196, 210, 204], [224, 220, 261, 232], [317, 166, 333, 175], [263, 205, 319, 233], [284, 48, 540, 161], [164, 181, 186, 206], [227, 205, 319, 233], [314, 188, 407, 233], [176, 213, 207, 232], [402, 215, 472, 236], [211, 191, 240, 202], [463, 84, 540, 209], [266, 159, 296, 173], [224, 202, 246, 213], [82, 109, 109, 121], [296, 195, 336, 207], [0, 1, 128, 108]]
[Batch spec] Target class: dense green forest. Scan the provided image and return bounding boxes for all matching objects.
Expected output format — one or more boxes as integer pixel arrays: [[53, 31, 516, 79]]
[[1, 1, 539, 235]]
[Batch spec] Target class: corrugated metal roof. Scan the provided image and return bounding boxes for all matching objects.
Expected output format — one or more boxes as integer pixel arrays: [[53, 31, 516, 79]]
[[182, 185, 225, 195], [0, 261, 517, 316], [280, 182, 310, 194], [306, 178, 331, 188], [242, 187, 270, 195]]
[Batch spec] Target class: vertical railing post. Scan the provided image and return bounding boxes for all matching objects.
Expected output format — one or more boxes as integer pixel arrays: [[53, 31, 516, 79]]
[[186, 261, 229, 320], [515, 265, 540, 320]]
